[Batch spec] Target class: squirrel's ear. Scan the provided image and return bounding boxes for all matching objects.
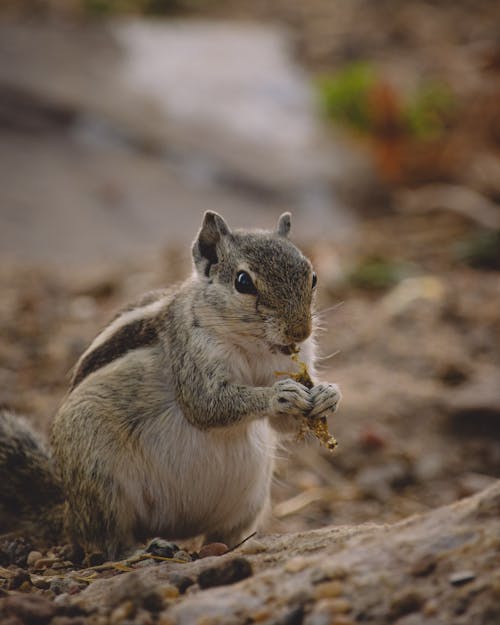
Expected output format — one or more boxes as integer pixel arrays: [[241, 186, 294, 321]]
[[276, 212, 291, 237], [192, 211, 231, 277]]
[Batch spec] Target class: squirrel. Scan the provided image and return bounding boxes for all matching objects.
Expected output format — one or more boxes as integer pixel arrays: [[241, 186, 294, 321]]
[[0, 211, 341, 559]]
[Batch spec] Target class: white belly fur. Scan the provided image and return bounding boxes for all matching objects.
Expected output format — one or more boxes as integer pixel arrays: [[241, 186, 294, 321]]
[[116, 409, 276, 539]]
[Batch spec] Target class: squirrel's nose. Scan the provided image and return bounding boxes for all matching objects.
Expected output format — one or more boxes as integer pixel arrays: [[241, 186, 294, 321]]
[[285, 320, 312, 343]]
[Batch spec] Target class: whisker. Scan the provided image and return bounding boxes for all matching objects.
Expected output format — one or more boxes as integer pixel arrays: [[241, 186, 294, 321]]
[[313, 301, 344, 318], [316, 349, 341, 362]]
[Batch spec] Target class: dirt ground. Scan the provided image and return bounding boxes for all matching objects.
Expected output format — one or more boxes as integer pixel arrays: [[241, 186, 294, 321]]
[[0, 0, 499, 619]]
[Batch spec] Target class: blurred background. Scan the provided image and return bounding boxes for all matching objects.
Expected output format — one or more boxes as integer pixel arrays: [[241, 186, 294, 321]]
[[0, 0, 499, 534]]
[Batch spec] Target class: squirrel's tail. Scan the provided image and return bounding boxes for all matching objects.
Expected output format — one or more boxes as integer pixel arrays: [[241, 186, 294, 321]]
[[0, 410, 64, 544]]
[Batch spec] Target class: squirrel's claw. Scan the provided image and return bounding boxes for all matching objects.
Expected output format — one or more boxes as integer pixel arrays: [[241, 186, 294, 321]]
[[272, 379, 313, 417], [308, 383, 341, 419]]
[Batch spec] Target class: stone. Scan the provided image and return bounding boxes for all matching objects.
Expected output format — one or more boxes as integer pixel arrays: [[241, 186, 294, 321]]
[[173, 550, 192, 563], [146, 539, 179, 559], [198, 543, 229, 559], [160, 584, 180, 600], [313, 581, 344, 599], [449, 571, 476, 586], [198, 557, 253, 589], [31, 575, 50, 590], [27, 551, 43, 567], [285, 556, 309, 573], [110, 600, 135, 624]]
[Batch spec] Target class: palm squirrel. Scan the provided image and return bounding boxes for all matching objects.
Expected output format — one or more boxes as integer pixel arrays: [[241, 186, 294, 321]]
[[0, 211, 341, 558]]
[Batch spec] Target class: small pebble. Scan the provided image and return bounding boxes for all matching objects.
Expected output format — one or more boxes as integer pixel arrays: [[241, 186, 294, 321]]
[[31, 575, 50, 590], [161, 584, 180, 599], [199, 543, 229, 558], [146, 538, 179, 559], [27, 551, 43, 567], [449, 570, 476, 586], [134, 558, 155, 569], [320, 598, 352, 614], [110, 600, 136, 624], [311, 565, 347, 584], [198, 557, 252, 589], [173, 550, 192, 563], [313, 581, 344, 599], [285, 556, 308, 573], [43, 568, 58, 577]]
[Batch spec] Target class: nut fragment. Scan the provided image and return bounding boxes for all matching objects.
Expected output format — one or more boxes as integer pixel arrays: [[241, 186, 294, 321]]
[[276, 353, 338, 452]]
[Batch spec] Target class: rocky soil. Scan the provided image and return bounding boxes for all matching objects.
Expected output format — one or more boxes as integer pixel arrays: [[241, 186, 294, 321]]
[[1, 480, 499, 624]]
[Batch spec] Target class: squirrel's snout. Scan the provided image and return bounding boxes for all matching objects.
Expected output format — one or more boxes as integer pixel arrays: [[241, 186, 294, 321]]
[[285, 320, 312, 343]]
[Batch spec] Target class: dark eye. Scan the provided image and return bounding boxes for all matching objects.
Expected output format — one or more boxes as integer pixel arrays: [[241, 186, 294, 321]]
[[312, 272, 317, 289], [235, 270, 257, 295]]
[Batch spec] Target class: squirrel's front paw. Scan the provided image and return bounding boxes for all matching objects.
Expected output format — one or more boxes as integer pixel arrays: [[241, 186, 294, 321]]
[[271, 379, 313, 418], [309, 383, 341, 418]]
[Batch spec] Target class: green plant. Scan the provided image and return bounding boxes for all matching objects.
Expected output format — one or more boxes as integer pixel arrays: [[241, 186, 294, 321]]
[[317, 62, 455, 140], [404, 83, 454, 139], [347, 256, 409, 290], [317, 62, 376, 133]]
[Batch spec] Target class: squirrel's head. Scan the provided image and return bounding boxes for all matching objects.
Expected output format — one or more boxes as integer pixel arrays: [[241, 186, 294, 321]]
[[192, 211, 316, 351]]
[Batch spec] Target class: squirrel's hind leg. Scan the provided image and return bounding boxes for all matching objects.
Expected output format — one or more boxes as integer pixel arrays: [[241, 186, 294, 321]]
[[63, 479, 135, 560]]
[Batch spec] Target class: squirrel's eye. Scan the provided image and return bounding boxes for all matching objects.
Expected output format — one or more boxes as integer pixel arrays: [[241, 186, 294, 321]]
[[235, 270, 257, 295], [312, 272, 318, 289]]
